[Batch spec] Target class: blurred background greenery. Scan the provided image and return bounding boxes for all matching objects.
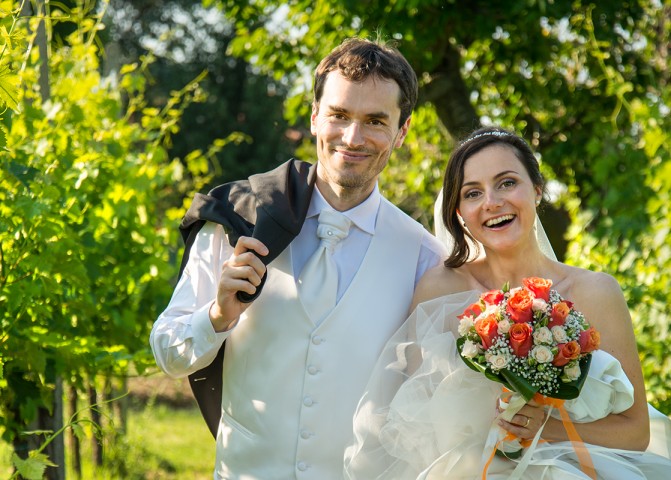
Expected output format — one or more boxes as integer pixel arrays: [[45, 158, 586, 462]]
[[1, 0, 669, 477]]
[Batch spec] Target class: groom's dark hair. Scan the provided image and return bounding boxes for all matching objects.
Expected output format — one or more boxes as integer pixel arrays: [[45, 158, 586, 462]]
[[313, 37, 418, 128]]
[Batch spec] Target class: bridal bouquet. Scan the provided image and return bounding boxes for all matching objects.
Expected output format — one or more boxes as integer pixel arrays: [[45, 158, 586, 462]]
[[456, 277, 600, 464], [457, 277, 599, 401]]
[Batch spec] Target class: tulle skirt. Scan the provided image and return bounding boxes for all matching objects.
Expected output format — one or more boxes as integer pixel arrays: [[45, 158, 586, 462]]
[[344, 291, 671, 479]]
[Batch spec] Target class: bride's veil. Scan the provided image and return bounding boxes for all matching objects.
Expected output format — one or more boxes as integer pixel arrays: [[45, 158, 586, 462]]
[[433, 189, 557, 261]]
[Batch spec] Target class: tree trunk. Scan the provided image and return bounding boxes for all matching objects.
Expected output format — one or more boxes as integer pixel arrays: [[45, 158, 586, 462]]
[[113, 375, 129, 435], [68, 384, 82, 478], [420, 43, 480, 140], [24, 0, 51, 100], [88, 381, 104, 468], [41, 376, 65, 480]]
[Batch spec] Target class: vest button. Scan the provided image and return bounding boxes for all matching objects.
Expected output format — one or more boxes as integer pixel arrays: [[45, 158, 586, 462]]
[[307, 365, 318, 375], [312, 335, 323, 345], [297, 461, 308, 471], [300, 429, 311, 439], [303, 396, 314, 406]]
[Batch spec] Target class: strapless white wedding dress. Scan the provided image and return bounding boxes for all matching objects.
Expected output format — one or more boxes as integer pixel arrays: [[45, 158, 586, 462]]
[[344, 291, 671, 479]]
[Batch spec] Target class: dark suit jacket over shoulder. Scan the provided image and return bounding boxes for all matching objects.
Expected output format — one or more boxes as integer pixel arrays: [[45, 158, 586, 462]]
[[177, 158, 316, 437]]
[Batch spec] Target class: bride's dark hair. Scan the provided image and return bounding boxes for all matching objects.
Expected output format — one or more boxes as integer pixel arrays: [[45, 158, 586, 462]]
[[441, 126, 546, 268]]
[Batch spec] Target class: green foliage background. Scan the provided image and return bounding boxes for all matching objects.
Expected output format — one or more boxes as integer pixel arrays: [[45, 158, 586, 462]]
[[0, 1, 230, 474], [0, 9, 178, 442], [0, 0, 670, 475], [215, 0, 671, 412]]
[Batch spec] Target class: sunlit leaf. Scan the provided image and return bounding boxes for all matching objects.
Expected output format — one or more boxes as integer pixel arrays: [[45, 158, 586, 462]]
[[0, 62, 19, 110], [12, 451, 56, 480]]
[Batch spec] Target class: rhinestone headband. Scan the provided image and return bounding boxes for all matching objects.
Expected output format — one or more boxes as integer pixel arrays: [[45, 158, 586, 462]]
[[460, 130, 513, 146]]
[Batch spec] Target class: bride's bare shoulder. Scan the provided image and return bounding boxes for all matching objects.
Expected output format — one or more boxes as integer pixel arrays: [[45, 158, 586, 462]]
[[412, 263, 475, 307], [555, 264, 624, 309]]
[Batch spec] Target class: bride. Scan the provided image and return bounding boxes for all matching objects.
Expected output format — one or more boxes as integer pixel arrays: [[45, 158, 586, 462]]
[[344, 127, 671, 479]]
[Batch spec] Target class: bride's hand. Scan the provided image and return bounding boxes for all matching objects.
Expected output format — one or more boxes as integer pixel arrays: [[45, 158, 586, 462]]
[[497, 397, 547, 441]]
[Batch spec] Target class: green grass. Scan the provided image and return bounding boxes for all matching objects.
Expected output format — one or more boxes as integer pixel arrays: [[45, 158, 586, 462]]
[[1, 403, 215, 479]]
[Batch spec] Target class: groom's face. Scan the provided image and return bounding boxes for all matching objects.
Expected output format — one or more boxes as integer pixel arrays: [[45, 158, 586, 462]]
[[310, 71, 410, 200]]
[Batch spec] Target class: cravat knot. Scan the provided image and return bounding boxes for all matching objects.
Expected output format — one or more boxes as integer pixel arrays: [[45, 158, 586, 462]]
[[297, 209, 351, 324], [316, 209, 351, 251]]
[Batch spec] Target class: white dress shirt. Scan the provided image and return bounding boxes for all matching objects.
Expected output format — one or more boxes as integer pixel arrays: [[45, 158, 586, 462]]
[[150, 184, 447, 377]]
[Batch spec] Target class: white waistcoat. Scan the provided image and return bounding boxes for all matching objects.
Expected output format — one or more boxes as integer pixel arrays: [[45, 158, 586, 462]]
[[215, 199, 425, 480]]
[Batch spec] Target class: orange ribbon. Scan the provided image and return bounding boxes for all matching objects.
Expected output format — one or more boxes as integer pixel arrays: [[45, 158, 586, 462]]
[[481, 394, 596, 480], [541, 396, 597, 479]]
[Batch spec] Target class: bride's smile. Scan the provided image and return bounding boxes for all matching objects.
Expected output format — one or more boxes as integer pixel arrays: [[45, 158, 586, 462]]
[[484, 214, 516, 228]]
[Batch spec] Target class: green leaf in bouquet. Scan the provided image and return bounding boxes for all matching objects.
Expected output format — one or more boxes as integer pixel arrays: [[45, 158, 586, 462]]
[[457, 337, 519, 392], [456, 337, 487, 374], [500, 368, 539, 402], [552, 355, 593, 400]]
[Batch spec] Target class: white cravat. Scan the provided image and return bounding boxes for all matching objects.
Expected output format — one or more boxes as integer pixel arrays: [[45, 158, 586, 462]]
[[298, 210, 351, 324]]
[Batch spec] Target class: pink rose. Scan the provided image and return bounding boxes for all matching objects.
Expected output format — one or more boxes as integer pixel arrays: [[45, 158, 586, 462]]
[[475, 314, 499, 349], [548, 301, 571, 328], [458, 302, 483, 320], [482, 289, 505, 306], [579, 327, 601, 353], [509, 323, 533, 357], [506, 289, 534, 323], [552, 341, 581, 367], [523, 277, 553, 301]]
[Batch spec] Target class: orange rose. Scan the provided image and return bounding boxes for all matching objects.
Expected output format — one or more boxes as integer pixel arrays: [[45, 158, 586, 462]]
[[548, 301, 571, 328], [475, 314, 499, 349], [523, 277, 553, 301], [552, 341, 581, 367], [579, 327, 601, 353], [506, 289, 534, 323], [459, 302, 483, 320], [509, 323, 533, 357], [482, 289, 504, 306]]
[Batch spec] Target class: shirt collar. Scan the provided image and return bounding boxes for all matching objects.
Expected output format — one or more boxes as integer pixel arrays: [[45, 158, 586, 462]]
[[307, 185, 380, 235]]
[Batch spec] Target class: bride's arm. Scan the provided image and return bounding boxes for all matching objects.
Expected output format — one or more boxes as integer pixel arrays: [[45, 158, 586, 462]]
[[541, 271, 650, 451]]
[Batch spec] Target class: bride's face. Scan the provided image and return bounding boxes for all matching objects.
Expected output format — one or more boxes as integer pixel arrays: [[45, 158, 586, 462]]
[[458, 145, 542, 253]]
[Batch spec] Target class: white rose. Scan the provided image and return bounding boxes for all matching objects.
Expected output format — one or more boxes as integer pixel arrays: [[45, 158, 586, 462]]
[[551, 325, 568, 343], [483, 304, 499, 317], [531, 345, 554, 364], [462, 339, 480, 359], [564, 362, 582, 381], [533, 326, 553, 344], [488, 353, 510, 370], [532, 298, 548, 312], [458, 317, 474, 336], [497, 318, 511, 334]]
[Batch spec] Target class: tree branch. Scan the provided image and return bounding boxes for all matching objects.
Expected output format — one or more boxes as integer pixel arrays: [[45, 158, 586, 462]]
[[419, 43, 480, 140]]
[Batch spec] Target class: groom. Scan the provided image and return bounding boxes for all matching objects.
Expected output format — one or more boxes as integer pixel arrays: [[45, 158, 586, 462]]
[[150, 37, 446, 479]]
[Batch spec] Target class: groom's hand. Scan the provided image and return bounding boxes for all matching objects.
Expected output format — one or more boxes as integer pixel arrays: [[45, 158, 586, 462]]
[[209, 236, 268, 332]]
